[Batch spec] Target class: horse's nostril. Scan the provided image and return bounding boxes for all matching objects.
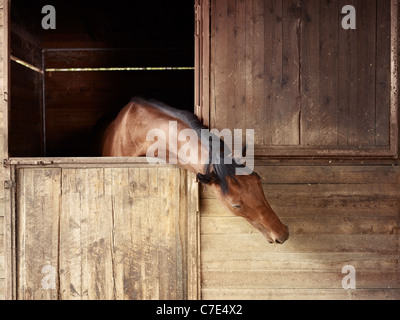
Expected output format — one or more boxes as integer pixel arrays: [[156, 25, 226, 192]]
[[275, 239, 283, 244]]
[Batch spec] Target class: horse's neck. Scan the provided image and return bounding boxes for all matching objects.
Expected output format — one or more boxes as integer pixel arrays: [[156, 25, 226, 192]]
[[158, 119, 209, 175], [125, 107, 209, 175]]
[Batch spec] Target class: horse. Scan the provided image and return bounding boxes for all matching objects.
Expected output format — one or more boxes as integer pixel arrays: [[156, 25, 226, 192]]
[[98, 97, 289, 244]]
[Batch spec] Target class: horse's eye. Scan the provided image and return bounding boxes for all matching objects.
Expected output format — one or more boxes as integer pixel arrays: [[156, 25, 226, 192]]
[[231, 204, 241, 209]]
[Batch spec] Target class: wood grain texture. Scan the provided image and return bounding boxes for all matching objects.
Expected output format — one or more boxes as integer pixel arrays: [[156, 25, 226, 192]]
[[209, 0, 396, 157], [1, 0, 11, 300], [200, 164, 400, 300], [15, 164, 199, 300]]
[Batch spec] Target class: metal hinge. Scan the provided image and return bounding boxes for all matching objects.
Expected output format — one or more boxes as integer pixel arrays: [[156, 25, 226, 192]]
[[3, 158, 10, 167]]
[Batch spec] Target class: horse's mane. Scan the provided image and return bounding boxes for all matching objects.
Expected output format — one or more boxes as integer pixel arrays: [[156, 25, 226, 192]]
[[130, 96, 246, 193]]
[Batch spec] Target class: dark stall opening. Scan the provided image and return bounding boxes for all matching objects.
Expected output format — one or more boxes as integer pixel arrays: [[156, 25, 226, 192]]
[[9, 0, 195, 157]]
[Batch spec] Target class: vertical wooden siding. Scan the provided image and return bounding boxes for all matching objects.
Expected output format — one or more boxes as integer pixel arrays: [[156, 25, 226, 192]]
[[15, 164, 199, 300], [210, 0, 395, 156], [200, 164, 400, 300], [0, 0, 8, 300]]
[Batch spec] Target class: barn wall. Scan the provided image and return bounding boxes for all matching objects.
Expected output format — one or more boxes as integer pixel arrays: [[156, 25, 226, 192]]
[[0, 0, 7, 300], [209, 0, 397, 157], [200, 163, 400, 300]]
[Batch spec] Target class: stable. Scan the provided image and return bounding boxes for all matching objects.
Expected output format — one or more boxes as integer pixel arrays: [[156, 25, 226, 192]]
[[1, 0, 400, 300]]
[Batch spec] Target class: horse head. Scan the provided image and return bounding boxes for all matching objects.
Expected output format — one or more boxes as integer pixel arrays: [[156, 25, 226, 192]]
[[197, 155, 289, 244]]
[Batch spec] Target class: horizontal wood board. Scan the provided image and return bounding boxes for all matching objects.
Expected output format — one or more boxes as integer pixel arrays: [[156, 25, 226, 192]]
[[200, 164, 400, 300]]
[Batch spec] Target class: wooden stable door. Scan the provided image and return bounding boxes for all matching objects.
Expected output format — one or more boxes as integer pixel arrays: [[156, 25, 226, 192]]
[[203, 0, 398, 158], [12, 160, 199, 300]]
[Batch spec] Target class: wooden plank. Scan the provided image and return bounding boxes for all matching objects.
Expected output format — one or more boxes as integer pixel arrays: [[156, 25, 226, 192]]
[[106, 167, 132, 300], [267, 0, 284, 146], [356, 0, 377, 146], [376, 0, 392, 146], [59, 168, 115, 300], [211, 0, 228, 130], [187, 174, 200, 300], [201, 288, 400, 300], [201, 234, 399, 255], [0, 216, 3, 293], [114, 167, 141, 299], [0, 279, 4, 300], [201, 195, 400, 218], [0, 233, 3, 269], [201, 179, 400, 200], [1, 0, 11, 301], [8, 157, 400, 167], [17, 168, 61, 300], [271, 0, 301, 145], [198, 0, 211, 127], [253, 144, 397, 158], [139, 167, 161, 299], [226, 0, 246, 133], [263, 0, 274, 145], [201, 252, 400, 272], [255, 165, 400, 185], [337, 0, 358, 147], [300, 0, 320, 146], [246, 0, 265, 144], [319, 0, 339, 146], [201, 216, 399, 236], [44, 48, 194, 69], [202, 270, 400, 289]]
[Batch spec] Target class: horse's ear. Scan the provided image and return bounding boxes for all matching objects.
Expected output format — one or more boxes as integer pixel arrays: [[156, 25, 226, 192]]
[[197, 172, 216, 185]]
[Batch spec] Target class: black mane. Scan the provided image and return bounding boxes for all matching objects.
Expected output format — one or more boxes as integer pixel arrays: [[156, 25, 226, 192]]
[[130, 97, 246, 193]]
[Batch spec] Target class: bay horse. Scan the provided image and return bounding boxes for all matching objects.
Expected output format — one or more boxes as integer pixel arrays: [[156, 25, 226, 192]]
[[99, 97, 289, 244]]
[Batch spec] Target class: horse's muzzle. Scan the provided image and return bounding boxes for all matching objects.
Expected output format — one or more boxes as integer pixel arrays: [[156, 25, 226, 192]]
[[272, 225, 289, 244]]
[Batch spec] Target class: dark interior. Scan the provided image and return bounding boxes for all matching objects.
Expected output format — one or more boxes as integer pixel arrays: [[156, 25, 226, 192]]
[[10, 0, 195, 157]]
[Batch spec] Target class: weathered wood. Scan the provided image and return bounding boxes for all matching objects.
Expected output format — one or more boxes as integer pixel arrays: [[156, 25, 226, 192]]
[[201, 216, 399, 236], [187, 175, 201, 300], [1, 0, 11, 300], [202, 288, 400, 300], [202, 270, 400, 289], [195, 0, 210, 127], [267, 0, 283, 146], [246, 0, 265, 144], [318, 0, 339, 146], [14, 164, 199, 300], [209, 0, 396, 157], [376, 0, 392, 146], [202, 252, 399, 272], [17, 168, 61, 300], [200, 163, 400, 300], [255, 165, 400, 185], [210, 0, 228, 130]]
